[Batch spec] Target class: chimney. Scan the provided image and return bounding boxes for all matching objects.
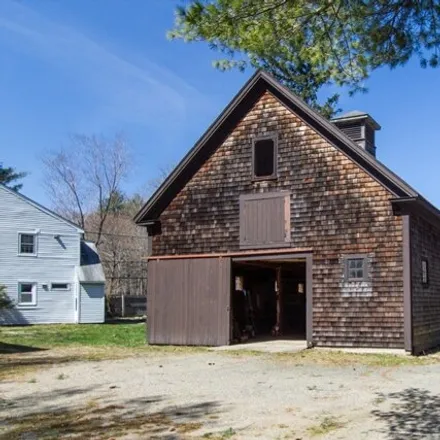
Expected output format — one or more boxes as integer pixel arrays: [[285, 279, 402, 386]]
[[331, 111, 381, 157]]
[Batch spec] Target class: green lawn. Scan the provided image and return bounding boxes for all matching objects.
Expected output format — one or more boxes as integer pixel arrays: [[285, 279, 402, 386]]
[[0, 322, 205, 380], [1, 323, 438, 369], [0, 322, 147, 349]]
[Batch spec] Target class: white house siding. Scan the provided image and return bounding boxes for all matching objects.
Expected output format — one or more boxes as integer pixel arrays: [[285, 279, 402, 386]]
[[79, 283, 105, 323], [0, 186, 81, 324]]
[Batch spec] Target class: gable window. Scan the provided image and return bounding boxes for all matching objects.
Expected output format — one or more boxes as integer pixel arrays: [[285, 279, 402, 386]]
[[18, 282, 37, 306], [19, 233, 36, 255], [344, 256, 369, 282], [422, 259, 429, 285], [51, 283, 70, 290], [252, 135, 277, 179]]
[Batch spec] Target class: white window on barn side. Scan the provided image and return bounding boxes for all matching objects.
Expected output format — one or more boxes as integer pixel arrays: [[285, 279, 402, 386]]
[[343, 255, 371, 283], [18, 233, 37, 255], [341, 254, 373, 297], [18, 282, 37, 306]]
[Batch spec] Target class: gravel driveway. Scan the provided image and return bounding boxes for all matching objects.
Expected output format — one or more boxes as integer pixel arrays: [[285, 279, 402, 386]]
[[2, 350, 440, 439]]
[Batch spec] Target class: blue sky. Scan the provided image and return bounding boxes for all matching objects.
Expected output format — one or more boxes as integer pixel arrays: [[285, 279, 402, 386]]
[[1, 0, 440, 207]]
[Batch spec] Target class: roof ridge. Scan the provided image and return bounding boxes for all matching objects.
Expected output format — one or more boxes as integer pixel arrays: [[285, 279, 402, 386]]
[[134, 70, 426, 224]]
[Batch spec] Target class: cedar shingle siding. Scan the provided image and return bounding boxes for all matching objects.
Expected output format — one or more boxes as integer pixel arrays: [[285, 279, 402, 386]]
[[152, 92, 405, 348], [411, 215, 440, 353]]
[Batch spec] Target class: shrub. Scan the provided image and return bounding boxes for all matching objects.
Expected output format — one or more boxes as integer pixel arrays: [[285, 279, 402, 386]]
[[0, 284, 13, 309]]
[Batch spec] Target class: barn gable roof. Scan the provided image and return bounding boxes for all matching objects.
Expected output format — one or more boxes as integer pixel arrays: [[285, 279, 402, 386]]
[[134, 70, 437, 225]]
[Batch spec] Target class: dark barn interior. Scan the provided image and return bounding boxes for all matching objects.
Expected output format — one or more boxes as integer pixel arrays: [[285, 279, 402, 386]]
[[231, 259, 306, 343]]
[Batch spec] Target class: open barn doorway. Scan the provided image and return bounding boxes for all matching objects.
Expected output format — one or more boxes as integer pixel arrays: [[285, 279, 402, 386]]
[[231, 256, 308, 344]]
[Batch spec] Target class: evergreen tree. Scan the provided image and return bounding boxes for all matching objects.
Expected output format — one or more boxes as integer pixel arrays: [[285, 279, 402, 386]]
[[0, 164, 27, 191], [170, 1, 440, 116]]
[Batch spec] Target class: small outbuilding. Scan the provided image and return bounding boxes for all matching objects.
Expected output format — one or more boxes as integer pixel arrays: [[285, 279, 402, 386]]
[[76, 242, 106, 324]]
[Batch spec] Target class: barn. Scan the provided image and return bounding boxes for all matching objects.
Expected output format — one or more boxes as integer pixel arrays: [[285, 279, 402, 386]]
[[135, 70, 440, 354]]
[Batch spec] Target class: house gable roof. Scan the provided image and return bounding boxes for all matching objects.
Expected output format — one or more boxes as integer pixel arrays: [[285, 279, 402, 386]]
[[0, 183, 84, 233], [134, 70, 432, 225]]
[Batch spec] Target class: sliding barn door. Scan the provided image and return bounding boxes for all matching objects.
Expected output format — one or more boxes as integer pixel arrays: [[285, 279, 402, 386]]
[[147, 257, 231, 346]]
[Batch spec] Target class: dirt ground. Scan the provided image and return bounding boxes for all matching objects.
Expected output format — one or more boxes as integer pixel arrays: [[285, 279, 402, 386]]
[[2, 350, 440, 439]]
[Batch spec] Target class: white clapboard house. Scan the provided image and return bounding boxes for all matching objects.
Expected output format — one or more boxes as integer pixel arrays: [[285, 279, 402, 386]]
[[0, 184, 105, 324]]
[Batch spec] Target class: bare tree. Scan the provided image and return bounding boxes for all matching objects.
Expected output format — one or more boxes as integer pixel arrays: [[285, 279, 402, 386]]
[[86, 208, 148, 297], [147, 163, 175, 193], [42, 133, 130, 245]]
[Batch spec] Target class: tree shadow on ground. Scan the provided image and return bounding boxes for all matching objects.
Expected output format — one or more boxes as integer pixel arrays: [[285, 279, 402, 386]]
[[373, 388, 440, 439], [0, 342, 46, 354], [1, 354, 85, 380], [0, 350, 114, 382], [0, 386, 102, 413], [1, 396, 220, 440]]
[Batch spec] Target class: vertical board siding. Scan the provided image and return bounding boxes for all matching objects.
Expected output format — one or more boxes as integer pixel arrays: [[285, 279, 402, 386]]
[[79, 283, 105, 323], [148, 257, 230, 346], [410, 215, 440, 353], [0, 186, 81, 325], [240, 193, 289, 247], [152, 92, 404, 349]]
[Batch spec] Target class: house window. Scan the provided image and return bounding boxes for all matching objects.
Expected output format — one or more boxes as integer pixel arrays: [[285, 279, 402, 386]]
[[253, 136, 277, 179], [19, 233, 36, 255], [422, 259, 429, 285], [51, 283, 70, 290], [18, 282, 37, 306], [344, 256, 368, 282]]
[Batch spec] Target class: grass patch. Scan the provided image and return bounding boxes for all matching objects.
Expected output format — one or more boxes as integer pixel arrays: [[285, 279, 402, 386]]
[[1, 323, 435, 382], [216, 349, 266, 358], [176, 422, 204, 433], [214, 347, 437, 367], [0, 323, 208, 380], [0, 347, 204, 382], [0, 345, 205, 382], [213, 346, 439, 367], [274, 348, 436, 367], [0, 323, 147, 348], [0, 349, 110, 381], [307, 416, 345, 436], [373, 395, 386, 406], [203, 428, 236, 439]]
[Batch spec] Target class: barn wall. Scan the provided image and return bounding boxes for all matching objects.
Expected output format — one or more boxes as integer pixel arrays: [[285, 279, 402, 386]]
[[410, 215, 440, 353], [148, 257, 231, 346], [152, 92, 404, 348]]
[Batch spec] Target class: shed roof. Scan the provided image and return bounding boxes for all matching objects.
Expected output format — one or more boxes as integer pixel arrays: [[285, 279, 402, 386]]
[[77, 241, 105, 283]]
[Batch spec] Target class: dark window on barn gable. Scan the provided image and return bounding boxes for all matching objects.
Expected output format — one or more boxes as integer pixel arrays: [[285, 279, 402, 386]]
[[252, 135, 277, 179], [422, 259, 429, 285], [344, 255, 370, 282]]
